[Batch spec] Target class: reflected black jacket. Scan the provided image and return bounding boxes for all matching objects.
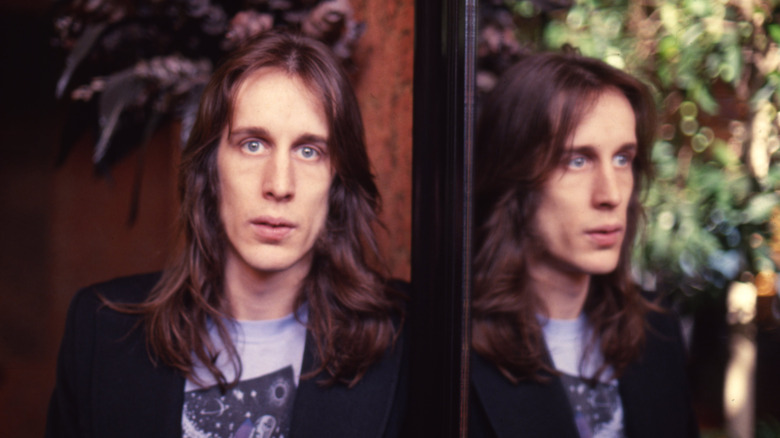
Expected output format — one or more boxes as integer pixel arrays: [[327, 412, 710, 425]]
[[470, 308, 700, 438]]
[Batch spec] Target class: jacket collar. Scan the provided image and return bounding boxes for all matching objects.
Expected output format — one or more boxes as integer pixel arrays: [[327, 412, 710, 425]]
[[93, 309, 186, 436], [470, 316, 686, 438], [470, 353, 580, 437], [291, 332, 404, 438]]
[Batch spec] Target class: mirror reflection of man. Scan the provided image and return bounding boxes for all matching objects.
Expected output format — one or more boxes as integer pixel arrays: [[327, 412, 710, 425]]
[[470, 52, 699, 438], [47, 30, 406, 438]]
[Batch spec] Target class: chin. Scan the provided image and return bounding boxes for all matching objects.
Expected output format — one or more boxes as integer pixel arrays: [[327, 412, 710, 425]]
[[588, 267, 619, 276], [246, 254, 305, 274], [582, 249, 623, 274], [582, 261, 621, 276], [230, 245, 311, 276]]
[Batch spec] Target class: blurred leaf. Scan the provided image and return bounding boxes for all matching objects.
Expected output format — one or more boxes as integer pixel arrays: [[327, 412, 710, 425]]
[[769, 24, 780, 44], [657, 63, 673, 88], [685, 0, 710, 17], [94, 69, 146, 164], [722, 43, 742, 84], [711, 140, 740, 167], [727, 174, 752, 205], [56, 23, 108, 99], [658, 35, 680, 61], [707, 249, 741, 279], [681, 23, 705, 47], [543, 21, 569, 48], [177, 82, 206, 148], [742, 193, 780, 224], [751, 81, 777, 107], [690, 81, 719, 114], [660, 3, 681, 33]]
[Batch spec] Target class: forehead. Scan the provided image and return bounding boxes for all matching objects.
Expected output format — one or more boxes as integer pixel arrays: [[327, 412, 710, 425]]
[[568, 89, 636, 147], [230, 67, 327, 130]]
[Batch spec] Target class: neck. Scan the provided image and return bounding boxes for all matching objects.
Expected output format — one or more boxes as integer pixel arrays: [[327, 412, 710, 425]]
[[222, 252, 310, 321], [527, 265, 590, 320]]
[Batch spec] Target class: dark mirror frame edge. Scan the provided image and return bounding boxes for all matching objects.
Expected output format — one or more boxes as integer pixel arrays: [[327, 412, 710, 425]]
[[407, 0, 476, 436]]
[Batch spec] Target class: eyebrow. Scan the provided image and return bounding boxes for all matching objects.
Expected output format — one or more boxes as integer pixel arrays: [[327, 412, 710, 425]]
[[227, 127, 270, 142], [565, 143, 637, 155], [228, 127, 329, 148]]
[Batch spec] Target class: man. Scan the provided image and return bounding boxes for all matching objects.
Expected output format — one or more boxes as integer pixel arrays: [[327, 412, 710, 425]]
[[46, 30, 406, 438], [469, 52, 699, 437]]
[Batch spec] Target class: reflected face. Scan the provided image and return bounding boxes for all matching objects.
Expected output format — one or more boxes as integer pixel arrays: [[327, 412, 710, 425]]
[[528, 89, 637, 279], [217, 68, 332, 281]]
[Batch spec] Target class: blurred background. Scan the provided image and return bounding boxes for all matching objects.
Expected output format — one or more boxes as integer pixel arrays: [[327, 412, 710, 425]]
[[477, 0, 780, 436], [0, 1, 412, 436]]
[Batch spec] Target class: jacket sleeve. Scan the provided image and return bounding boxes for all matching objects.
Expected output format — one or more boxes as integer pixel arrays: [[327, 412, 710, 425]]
[[654, 307, 700, 438], [45, 287, 99, 438], [620, 307, 701, 438]]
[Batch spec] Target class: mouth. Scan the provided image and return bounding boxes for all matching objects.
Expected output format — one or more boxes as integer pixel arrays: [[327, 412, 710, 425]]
[[585, 225, 623, 247], [250, 216, 296, 241]]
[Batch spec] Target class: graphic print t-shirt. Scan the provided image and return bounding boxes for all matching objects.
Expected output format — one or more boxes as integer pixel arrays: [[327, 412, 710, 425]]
[[541, 314, 624, 438], [182, 308, 307, 438]]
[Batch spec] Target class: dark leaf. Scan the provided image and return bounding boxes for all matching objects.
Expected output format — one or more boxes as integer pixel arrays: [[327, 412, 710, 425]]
[[56, 22, 108, 99], [769, 24, 780, 44], [94, 68, 146, 164], [177, 82, 206, 148]]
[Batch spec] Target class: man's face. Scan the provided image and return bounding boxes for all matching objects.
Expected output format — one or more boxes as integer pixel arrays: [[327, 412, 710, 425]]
[[217, 68, 332, 283], [527, 89, 637, 280]]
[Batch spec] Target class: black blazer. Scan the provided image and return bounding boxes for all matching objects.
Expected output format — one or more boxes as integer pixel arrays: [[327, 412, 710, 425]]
[[45, 273, 407, 438], [470, 309, 700, 438]]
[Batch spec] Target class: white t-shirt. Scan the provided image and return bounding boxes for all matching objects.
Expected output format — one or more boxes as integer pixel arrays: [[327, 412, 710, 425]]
[[541, 314, 625, 438], [181, 306, 308, 438]]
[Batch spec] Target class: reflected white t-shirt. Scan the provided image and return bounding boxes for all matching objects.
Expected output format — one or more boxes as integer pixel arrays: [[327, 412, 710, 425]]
[[541, 314, 625, 438]]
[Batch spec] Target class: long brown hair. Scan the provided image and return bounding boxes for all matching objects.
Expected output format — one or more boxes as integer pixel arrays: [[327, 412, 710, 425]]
[[118, 30, 402, 390], [472, 52, 656, 383]]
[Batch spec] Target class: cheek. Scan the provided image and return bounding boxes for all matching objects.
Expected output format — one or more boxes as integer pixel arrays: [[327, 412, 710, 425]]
[[529, 199, 557, 241], [217, 171, 251, 229], [215, 151, 234, 219], [317, 186, 331, 223], [620, 174, 635, 209], [308, 175, 333, 231], [530, 194, 577, 251]]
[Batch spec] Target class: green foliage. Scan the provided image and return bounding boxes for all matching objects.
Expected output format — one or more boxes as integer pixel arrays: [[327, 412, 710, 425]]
[[504, 0, 780, 304]]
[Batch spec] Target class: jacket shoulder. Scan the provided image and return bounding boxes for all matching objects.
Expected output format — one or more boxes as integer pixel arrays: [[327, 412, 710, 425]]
[[72, 272, 162, 307]]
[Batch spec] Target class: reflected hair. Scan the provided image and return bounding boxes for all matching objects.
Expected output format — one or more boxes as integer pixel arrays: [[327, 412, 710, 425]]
[[472, 51, 656, 383], [117, 30, 402, 390]]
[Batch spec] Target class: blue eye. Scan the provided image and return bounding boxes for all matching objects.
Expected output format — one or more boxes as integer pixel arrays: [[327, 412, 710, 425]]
[[242, 140, 267, 154], [613, 154, 631, 167], [568, 156, 587, 169], [298, 146, 320, 160]]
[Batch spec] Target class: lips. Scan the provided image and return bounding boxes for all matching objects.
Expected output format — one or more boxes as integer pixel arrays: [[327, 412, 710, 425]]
[[250, 216, 296, 242], [585, 225, 623, 247]]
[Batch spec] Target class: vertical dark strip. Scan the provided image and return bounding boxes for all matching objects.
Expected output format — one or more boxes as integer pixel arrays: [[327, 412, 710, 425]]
[[407, 0, 476, 436], [461, 1, 476, 434]]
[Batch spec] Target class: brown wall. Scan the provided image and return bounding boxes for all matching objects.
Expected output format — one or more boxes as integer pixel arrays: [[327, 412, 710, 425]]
[[0, 2, 413, 436], [352, 0, 415, 281]]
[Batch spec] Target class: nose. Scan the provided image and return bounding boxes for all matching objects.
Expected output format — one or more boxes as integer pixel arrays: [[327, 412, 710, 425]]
[[262, 150, 294, 201], [592, 164, 623, 209]]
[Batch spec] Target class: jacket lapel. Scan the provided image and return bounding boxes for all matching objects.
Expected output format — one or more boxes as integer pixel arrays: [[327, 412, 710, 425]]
[[619, 311, 698, 438], [470, 353, 580, 438], [290, 332, 403, 438], [92, 307, 185, 437]]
